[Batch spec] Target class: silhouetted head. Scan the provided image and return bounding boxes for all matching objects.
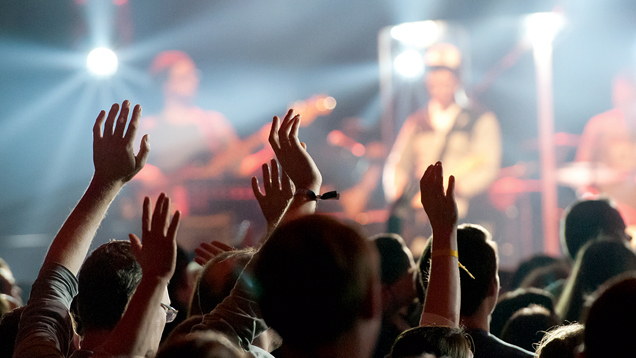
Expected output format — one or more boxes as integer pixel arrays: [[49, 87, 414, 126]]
[[561, 198, 627, 260], [254, 215, 381, 350], [390, 326, 473, 358]]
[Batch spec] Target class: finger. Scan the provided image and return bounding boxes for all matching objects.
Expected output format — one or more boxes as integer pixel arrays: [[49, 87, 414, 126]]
[[268, 116, 281, 151], [262, 162, 271, 191], [104, 103, 120, 138], [124, 104, 142, 144], [128, 234, 143, 259], [160, 196, 172, 235], [279, 113, 298, 142], [200, 242, 224, 255], [151, 193, 166, 233], [300, 142, 307, 150], [210, 241, 234, 252], [194, 256, 207, 266], [113, 100, 130, 139], [135, 134, 150, 170], [289, 115, 301, 144], [270, 159, 281, 191], [93, 110, 106, 141], [142, 196, 151, 235], [447, 175, 455, 199], [167, 210, 181, 241], [194, 247, 213, 261], [434, 162, 444, 193], [251, 176, 265, 200]]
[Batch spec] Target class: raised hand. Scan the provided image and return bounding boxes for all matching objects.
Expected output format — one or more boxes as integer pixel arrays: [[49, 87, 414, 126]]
[[129, 193, 181, 281], [93, 100, 150, 185], [268, 109, 322, 192], [251, 158, 294, 234], [194, 240, 235, 266], [420, 162, 457, 234]]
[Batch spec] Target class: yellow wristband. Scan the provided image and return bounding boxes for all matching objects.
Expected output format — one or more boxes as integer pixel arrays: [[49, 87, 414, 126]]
[[431, 249, 458, 258], [430, 249, 475, 279]]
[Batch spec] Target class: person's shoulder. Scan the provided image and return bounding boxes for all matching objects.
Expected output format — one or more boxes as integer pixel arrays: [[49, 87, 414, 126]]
[[586, 108, 623, 127], [468, 329, 536, 358]]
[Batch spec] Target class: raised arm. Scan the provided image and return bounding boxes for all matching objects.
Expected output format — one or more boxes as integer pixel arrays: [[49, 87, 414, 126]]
[[420, 162, 460, 327], [100, 194, 180, 357], [251, 158, 294, 237], [43, 101, 149, 275], [268, 109, 322, 220]]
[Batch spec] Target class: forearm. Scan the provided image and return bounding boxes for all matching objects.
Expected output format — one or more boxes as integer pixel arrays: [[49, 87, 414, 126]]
[[101, 276, 168, 356], [421, 228, 460, 327], [43, 177, 124, 276]]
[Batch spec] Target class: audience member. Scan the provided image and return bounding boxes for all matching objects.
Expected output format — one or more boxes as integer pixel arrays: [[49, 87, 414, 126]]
[[12, 101, 182, 358], [419, 224, 536, 357], [490, 288, 555, 338], [534, 323, 583, 358], [510, 256, 560, 290], [500, 305, 559, 352], [390, 162, 472, 358], [556, 239, 636, 322], [156, 331, 248, 358], [581, 273, 636, 357], [0, 258, 23, 308], [561, 198, 628, 261], [390, 326, 472, 358], [370, 233, 417, 358]]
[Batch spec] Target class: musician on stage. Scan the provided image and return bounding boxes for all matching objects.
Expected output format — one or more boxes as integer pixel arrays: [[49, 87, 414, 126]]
[[130, 50, 238, 217], [383, 43, 502, 218], [575, 71, 636, 223]]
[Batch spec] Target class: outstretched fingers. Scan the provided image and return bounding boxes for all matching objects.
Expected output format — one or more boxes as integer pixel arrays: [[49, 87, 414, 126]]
[[103, 103, 120, 138], [112, 100, 131, 139]]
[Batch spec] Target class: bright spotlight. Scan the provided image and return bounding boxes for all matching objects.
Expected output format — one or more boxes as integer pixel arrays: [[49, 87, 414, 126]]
[[525, 12, 565, 46], [390, 21, 442, 48], [86, 48, 118, 77], [394, 50, 424, 78]]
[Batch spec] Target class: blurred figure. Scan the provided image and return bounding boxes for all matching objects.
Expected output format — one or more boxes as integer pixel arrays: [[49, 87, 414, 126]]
[[130, 50, 238, 217], [581, 273, 636, 357], [556, 239, 636, 322], [0, 258, 22, 308], [383, 43, 501, 219], [576, 71, 636, 225]]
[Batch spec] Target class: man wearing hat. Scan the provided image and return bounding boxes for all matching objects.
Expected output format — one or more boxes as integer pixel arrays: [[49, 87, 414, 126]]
[[383, 43, 501, 219]]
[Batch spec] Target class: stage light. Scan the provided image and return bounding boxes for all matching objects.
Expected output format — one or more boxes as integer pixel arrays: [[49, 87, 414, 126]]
[[86, 48, 118, 77], [394, 50, 424, 78], [390, 21, 441, 48], [525, 12, 564, 46]]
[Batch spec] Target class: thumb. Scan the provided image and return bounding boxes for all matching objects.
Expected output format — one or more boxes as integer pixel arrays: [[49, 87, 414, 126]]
[[128, 233, 143, 260]]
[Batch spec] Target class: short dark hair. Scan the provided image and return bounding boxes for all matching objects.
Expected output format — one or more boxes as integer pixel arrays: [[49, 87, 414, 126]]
[[583, 273, 636, 357], [370, 233, 413, 285], [254, 215, 378, 349], [500, 305, 559, 352], [561, 198, 626, 260], [490, 287, 555, 338], [419, 224, 498, 317], [76, 241, 142, 332], [191, 248, 255, 316], [390, 326, 472, 358]]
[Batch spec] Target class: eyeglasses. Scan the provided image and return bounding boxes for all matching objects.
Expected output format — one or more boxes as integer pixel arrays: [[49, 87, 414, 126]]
[[161, 303, 179, 323]]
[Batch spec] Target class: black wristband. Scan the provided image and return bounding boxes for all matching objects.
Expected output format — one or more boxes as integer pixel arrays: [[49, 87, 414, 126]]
[[294, 189, 340, 201]]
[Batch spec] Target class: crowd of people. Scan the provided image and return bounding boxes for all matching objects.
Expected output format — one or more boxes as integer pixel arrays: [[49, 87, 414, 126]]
[[1, 92, 636, 358]]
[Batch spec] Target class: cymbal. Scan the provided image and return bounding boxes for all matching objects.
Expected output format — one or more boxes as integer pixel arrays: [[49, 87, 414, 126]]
[[556, 162, 625, 187]]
